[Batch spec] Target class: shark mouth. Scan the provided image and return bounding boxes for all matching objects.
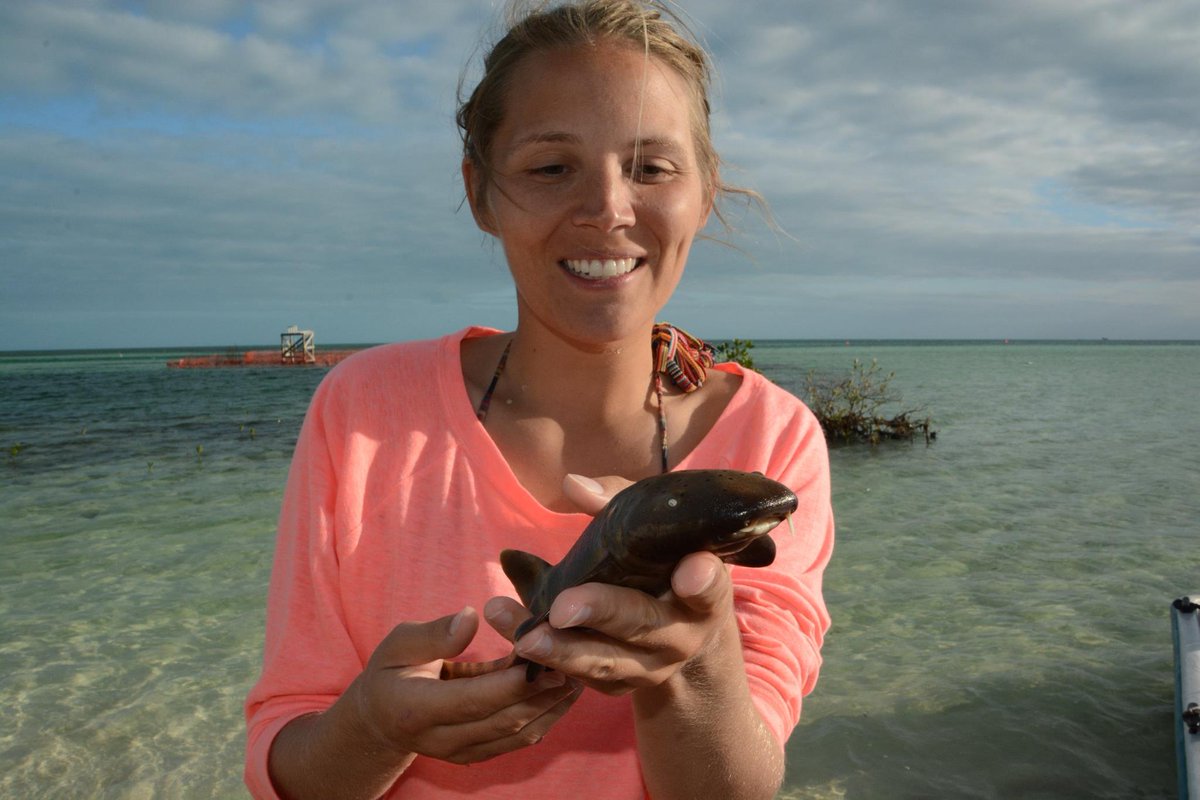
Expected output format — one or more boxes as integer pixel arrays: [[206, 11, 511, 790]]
[[710, 513, 791, 557], [739, 516, 788, 538]]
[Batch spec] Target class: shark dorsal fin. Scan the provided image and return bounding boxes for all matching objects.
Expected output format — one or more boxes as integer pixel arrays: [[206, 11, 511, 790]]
[[500, 548, 552, 608]]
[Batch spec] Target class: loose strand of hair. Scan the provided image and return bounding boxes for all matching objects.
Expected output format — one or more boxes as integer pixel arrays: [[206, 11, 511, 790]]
[[631, 8, 650, 183]]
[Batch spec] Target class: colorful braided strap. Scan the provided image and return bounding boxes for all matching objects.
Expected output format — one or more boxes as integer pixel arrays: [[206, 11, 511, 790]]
[[652, 323, 715, 394]]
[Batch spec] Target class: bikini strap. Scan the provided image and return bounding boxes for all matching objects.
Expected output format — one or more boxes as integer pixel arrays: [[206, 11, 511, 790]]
[[475, 339, 511, 422]]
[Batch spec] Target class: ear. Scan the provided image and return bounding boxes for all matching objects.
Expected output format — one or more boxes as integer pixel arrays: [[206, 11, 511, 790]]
[[462, 159, 498, 236]]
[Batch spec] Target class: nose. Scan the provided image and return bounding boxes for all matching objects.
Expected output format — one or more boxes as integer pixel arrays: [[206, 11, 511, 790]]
[[572, 162, 635, 231]]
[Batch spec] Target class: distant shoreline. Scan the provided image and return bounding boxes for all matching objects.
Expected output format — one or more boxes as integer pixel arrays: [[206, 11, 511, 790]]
[[3, 338, 1199, 358], [166, 349, 361, 369]]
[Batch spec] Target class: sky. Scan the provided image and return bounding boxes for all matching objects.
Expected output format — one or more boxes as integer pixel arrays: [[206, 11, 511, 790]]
[[1, 0, 1198, 349]]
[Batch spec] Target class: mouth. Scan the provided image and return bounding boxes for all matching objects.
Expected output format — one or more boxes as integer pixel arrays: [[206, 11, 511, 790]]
[[710, 513, 790, 556], [561, 257, 644, 280], [738, 515, 788, 538]]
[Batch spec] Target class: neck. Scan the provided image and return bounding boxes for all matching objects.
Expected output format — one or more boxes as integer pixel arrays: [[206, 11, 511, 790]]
[[503, 322, 659, 426]]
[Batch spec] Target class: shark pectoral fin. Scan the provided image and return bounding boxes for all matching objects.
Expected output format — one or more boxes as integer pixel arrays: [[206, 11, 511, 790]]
[[500, 549, 552, 608], [726, 536, 777, 568]]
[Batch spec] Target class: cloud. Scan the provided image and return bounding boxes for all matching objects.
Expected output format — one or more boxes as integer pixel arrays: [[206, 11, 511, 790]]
[[694, 1, 1200, 289], [0, 1, 488, 125], [0, 0, 1197, 347]]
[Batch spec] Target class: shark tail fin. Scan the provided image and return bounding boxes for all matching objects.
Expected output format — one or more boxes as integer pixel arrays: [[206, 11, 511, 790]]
[[500, 548, 552, 608]]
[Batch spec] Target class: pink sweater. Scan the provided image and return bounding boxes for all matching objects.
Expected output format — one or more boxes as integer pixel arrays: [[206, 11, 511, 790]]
[[244, 327, 834, 799]]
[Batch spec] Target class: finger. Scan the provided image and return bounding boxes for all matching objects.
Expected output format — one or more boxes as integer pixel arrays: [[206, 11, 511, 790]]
[[562, 473, 632, 515], [670, 551, 732, 611], [482, 595, 531, 642], [547, 582, 673, 644], [427, 680, 583, 765], [515, 624, 665, 691], [422, 662, 570, 726], [526, 566, 735, 690], [374, 607, 479, 672], [521, 585, 684, 687]]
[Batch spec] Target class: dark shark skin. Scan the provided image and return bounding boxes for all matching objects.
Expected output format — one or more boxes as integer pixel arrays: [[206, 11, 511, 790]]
[[440, 470, 798, 681]]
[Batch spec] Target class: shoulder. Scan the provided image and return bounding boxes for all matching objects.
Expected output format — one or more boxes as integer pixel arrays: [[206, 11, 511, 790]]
[[318, 327, 497, 397], [700, 364, 827, 479], [328, 336, 441, 382], [718, 363, 820, 431], [306, 329, 481, 425]]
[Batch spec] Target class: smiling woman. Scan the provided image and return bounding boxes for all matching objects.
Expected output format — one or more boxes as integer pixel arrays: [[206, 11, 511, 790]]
[[243, 3, 834, 799], [463, 41, 711, 356]]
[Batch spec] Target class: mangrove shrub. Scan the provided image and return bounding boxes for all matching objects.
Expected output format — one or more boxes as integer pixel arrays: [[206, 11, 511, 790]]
[[804, 358, 935, 445]]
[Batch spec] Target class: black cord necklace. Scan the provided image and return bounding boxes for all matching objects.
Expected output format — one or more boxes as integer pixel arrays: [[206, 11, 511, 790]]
[[475, 324, 714, 474]]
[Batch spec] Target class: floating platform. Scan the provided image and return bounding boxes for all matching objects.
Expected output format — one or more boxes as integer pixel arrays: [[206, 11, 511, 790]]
[[167, 349, 359, 369]]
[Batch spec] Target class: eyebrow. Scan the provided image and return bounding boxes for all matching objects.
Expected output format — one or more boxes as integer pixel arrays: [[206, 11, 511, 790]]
[[511, 131, 580, 149], [635, 136, 689, 158], [508, 131, 688, 158]]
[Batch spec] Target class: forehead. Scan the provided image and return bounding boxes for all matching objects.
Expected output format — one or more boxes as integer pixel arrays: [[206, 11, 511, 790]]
[[496, 40, 700, 154]]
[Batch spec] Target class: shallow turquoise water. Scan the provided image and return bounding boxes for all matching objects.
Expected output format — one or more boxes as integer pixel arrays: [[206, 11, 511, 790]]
[[765, 342, 1200, 799], [2, 342, 1197, 798], [2, 353, 320, 798]]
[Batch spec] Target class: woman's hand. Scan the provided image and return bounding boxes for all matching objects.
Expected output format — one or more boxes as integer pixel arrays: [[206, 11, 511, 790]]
[[478, 473, 781, 800], [346, 608, 582, 765], [269, 609, 582, 799], [482, 473, 737, 696]]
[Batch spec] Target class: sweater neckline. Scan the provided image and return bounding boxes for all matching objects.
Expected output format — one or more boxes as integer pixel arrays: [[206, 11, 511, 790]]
[[437, 326, 754, 521]]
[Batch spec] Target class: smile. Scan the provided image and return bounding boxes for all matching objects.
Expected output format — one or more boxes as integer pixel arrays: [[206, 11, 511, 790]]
[[562, 257, 641, 280]]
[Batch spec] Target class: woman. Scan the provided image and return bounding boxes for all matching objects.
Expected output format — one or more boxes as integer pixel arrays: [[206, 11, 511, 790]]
[[244, 2, 833, 798]]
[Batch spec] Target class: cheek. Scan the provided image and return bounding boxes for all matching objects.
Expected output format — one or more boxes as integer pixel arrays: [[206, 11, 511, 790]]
[[645, 187, 709, 238], [490, 174, 574, 223]]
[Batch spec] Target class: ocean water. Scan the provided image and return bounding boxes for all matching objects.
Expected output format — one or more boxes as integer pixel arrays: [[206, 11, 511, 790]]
[[2, 341, 1197, 799]]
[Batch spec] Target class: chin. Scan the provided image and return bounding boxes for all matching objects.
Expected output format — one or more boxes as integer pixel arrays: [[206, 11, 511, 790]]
[[549, 316, 657, 352]]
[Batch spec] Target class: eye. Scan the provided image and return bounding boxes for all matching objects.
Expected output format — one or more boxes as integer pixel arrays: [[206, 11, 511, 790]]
[[631, 161, 676, 183], [530, 164, 569, 178], [666, 497, 679, 508]]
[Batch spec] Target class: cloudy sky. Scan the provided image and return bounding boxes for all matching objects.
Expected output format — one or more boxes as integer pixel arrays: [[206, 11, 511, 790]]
[[2, 0, 1197, 349]]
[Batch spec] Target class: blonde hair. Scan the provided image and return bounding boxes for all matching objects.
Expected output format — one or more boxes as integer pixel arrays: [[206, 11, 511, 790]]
[[457, 0, 761, 227]]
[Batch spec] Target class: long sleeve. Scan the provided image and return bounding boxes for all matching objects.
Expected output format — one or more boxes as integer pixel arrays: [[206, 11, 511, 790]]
[[244, 377, 363, 799], [695, 366, 834, 747]]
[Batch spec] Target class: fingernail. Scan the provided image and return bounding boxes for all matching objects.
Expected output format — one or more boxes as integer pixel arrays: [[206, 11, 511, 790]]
[[484, 599, 513, 630], [557, 603, 590, 629], [679, 562, 719, 597], [567, 473, 605, 495], [535, 671, 566, 690], [448, 608, 469, 636], [517, 630, 552, 658]]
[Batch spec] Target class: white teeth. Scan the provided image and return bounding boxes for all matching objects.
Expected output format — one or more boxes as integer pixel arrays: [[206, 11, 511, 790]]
[[564, 258, 638, 279], [738, 518, 783, 536]]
